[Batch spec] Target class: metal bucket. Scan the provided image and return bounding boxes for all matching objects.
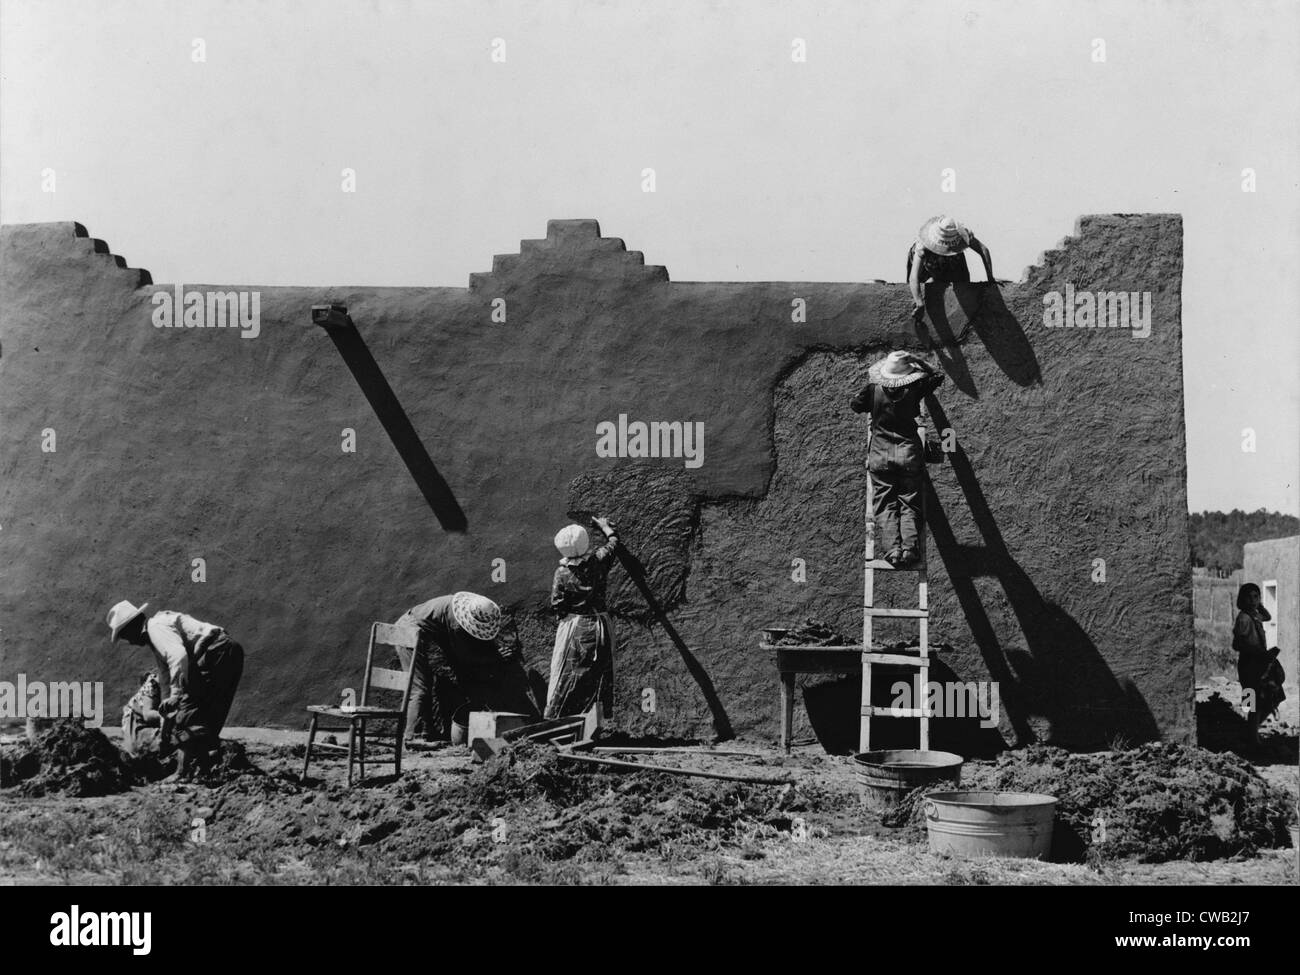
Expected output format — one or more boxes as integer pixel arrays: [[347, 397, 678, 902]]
[[924, 791, 1057, 859], [449, 704, 471, 746], [853, 749, 964, 812]]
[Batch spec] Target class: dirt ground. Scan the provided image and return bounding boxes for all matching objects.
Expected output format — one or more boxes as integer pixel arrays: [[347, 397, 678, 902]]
[[2, 723, 1296, 886]]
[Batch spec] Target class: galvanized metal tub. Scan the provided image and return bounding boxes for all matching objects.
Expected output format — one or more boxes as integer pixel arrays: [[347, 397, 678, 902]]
[[852, 749, 964, 812], [924, 791, 1057, 859]]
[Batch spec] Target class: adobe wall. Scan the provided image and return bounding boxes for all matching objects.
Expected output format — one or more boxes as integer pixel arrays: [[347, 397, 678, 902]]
[[0, 214, 1192, 747]]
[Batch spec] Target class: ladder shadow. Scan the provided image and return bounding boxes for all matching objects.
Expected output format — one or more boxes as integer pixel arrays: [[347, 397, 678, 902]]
[[921, 396, 1159, 747], [321, 322, 468, 533]]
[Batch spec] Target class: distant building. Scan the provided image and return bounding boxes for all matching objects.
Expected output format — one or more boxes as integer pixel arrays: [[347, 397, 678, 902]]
[[1243, 536, 1299, 704]]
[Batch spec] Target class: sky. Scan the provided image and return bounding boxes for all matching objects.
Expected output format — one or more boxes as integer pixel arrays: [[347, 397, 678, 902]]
[[2, 0, 1297, 514]]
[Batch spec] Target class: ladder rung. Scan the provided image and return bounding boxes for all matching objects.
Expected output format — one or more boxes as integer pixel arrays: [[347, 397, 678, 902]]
[[864, 559, 927, 572], [863, 607, 929, 618], [863, 652, 929, 666], [861, 707, 926, 718]]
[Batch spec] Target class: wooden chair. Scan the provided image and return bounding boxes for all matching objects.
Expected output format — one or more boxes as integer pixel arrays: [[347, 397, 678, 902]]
[[302, 622, 419, 785]]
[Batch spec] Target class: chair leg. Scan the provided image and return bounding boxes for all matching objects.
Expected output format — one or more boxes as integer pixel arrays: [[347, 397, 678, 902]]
[[359, 718, 366, 782], [346, 720, 357, 787], [302, 714, 319, 781], [394, 717, 404, 778]]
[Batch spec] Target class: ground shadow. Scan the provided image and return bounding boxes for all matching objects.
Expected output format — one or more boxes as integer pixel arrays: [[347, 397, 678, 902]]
[[611, 545, 736, 742], [322, 323, 468, 532], [921, 396, 1159, 748], [1197, 693, 1300, 764]]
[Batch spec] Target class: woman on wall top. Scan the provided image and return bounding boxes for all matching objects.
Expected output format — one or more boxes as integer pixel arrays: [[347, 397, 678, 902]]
[[1232, 582, 1285, 747], [907, 215, 995, 322], [546, 515, 622, 721]]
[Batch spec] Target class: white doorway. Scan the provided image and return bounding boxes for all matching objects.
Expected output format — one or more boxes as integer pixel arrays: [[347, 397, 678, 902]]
[[1262, 580, 1278, 647]]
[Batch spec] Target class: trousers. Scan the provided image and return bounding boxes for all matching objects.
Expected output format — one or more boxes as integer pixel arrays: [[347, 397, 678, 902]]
[[869, 438, 924, 552]]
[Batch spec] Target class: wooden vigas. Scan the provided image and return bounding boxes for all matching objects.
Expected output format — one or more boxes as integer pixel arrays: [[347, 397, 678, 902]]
[[861, 459, 930, 753]]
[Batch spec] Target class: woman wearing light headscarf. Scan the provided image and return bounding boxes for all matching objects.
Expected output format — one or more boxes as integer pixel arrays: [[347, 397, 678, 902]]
[[546, 516, 621, 720]]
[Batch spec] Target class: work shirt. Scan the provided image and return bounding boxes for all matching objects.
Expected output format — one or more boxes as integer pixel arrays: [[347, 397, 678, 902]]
[[398, 595, 502, 676], [551, 537, 619, 616], [909, 241, 970, 283], [145, 611, 226, 703], [850, 373, 945, 447]]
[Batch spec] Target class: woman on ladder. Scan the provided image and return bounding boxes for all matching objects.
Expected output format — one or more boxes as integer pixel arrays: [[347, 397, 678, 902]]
[[546, 515, 622, 721]]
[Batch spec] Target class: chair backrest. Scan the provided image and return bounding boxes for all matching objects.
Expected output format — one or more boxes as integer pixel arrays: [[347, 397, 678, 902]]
[[362, 622, 420, 709]]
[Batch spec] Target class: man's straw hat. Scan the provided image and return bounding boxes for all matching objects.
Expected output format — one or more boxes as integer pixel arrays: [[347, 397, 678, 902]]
[[107, 600, 148, 643], [869, 351, 929, 389], [918, 215, 971, 256]]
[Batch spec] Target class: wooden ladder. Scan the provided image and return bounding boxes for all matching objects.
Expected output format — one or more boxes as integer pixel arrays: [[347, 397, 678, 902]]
[[861, 464, 930, 752]]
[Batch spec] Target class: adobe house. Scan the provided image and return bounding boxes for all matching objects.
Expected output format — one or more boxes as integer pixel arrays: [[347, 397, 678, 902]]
[[1243, 536, 1299, 706], [0, 214, 1191, 750]]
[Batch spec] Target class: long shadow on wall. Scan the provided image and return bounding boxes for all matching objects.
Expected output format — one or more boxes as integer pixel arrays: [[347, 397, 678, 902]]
[[922, 396, 1158, 748], [917, 282, 983, 398], [971, 285, 1042, 388], [319, 321, 468, 532], [915, 284, 1042, 398]]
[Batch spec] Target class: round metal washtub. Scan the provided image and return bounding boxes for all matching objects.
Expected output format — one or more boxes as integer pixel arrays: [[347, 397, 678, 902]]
[[923, 790, 1057, 859], [852, 749, 964, 812]]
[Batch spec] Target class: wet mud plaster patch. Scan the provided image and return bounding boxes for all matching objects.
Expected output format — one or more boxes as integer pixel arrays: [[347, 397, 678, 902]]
[[566, 466, 699, 618]]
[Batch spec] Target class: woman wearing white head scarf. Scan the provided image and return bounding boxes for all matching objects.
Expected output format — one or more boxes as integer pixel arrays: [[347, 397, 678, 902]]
[[546, 516, 621, 720]]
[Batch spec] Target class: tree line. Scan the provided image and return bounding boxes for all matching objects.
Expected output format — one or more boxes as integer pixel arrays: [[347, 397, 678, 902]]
[[1189, 510, 1300, 572]]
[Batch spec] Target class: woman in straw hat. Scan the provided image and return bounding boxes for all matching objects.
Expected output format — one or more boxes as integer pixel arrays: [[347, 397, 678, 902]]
[[392, 591, 517, 743], [907, 215, 994, 321], [546, 516, 621, 721], [850, 351, 945, 567]]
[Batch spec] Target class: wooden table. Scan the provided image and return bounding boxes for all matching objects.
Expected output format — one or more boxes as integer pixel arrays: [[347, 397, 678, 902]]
[[765, 644, 864, 753]]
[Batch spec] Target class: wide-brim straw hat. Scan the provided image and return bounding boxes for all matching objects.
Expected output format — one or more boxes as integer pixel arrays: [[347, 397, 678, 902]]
[[107, 600, 148, 643], [918, 215, 971, 256], [869, 351, 929, 388], [451, 591, 502, 641]]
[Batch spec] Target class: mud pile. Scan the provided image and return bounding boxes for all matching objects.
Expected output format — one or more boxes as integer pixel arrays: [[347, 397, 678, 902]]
[[768, 618, 849, 646], [197, 743, 837, 879], [1, 720, 137, 797], [885, 743, 1296, 863], [0, 721, 266, 797]]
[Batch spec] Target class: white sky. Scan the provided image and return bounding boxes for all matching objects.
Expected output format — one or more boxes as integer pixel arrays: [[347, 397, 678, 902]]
[[2, 0, 1297, 514]]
